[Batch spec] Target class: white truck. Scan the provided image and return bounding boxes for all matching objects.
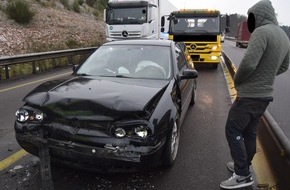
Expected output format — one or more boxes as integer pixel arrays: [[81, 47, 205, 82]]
[[103, 0, 177, 41]]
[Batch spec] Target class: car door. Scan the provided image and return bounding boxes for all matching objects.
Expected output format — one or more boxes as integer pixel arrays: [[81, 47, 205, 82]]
[[174, 43, 193, 123]]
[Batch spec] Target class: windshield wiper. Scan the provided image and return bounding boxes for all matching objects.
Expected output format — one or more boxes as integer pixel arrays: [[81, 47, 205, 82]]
[[115, 75, 132, 78], [77, 73, 90, 76]]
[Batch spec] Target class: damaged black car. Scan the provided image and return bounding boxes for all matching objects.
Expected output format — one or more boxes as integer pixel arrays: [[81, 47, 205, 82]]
[[14, 40, 198, 172]]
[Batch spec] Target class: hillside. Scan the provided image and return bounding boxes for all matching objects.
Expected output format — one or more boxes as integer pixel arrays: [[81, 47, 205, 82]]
[[0, 0, 106, 57]]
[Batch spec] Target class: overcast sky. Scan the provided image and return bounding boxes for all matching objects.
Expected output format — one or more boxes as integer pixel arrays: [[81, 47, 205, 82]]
[[167, 0, 290, 26]]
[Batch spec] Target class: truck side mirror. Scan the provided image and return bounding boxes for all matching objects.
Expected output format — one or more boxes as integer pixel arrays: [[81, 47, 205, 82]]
[[226, 14, 230, 32], [161, 16, 165, 32], [173, 17, 178, 24], [225, 27, 230, 33], [161, 16, 165, 27], [226, 14, 231, 28]]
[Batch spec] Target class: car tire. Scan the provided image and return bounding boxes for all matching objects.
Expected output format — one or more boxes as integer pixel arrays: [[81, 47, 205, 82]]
[[190, 83, 196, 106], [162, 120, 180, 167]]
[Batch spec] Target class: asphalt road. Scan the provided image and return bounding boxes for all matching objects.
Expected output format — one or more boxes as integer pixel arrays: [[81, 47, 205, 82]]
[[0, 64, 257, 189], [222, 40, 290, 140]]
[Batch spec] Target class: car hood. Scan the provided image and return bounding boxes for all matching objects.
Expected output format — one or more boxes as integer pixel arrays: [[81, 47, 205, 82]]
[[24, 76, 170, 119]]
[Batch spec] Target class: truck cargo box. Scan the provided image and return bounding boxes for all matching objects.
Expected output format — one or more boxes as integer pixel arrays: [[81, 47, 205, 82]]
[[236, 21, 251, 48]]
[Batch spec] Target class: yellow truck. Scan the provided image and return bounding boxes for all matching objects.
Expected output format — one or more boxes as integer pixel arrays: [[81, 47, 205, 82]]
[[161, 9, 229, 69]]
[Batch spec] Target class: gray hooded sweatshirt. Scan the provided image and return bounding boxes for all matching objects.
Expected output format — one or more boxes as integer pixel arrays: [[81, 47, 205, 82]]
[[234, 0, 290, 98]]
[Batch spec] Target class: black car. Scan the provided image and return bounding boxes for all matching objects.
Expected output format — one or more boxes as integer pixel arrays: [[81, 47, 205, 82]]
[[15, 40, 198, 171]]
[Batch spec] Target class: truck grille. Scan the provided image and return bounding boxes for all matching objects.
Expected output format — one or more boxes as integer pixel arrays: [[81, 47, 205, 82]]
[[110, 31, 141, 39]]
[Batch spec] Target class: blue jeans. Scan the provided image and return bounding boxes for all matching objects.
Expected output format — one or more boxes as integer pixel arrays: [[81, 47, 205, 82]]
[[225, 97, 272, 176]]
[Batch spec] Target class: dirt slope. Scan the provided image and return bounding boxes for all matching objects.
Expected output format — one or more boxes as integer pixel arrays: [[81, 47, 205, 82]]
[[0, 0, 106, 57]]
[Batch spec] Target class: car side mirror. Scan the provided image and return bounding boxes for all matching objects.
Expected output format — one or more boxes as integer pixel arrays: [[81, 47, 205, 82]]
[[180, 69, 198, 80]]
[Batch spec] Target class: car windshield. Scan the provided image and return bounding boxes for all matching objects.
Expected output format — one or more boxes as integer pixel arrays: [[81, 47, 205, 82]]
[[77, 45, 172, 79]]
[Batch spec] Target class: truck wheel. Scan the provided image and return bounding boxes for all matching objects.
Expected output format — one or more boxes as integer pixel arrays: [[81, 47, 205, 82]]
[[211, 63, 218, 69], [162, 120, 180, 167]]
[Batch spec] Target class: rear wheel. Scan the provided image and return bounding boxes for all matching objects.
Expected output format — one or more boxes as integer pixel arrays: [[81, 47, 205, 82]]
[[162, 120, 180, 167]]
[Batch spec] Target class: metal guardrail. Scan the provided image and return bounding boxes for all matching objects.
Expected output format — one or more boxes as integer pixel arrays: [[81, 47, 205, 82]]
[[222, 51, 290, 189], [0, 47, 97, 79]]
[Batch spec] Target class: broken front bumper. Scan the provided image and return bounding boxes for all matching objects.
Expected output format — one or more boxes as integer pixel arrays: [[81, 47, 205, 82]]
[[15, 132, 166, 172]]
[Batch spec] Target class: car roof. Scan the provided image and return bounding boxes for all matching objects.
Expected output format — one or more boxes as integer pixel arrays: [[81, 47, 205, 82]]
[[103, 39, 174, 47]]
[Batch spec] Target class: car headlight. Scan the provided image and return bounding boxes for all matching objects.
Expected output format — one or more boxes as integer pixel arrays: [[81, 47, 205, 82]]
[[134, 125, 148, 138], [15, 109, 29, 122], [15, 108, 44, 123], [114, 128, 126, 138], [112, 121, 150, 139]]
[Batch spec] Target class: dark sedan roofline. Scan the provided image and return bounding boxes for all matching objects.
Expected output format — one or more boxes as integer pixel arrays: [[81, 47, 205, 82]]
[[103, 39, 173, 46]]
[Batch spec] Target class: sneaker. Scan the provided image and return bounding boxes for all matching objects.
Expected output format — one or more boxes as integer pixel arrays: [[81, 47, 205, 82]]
[[227, 161, 234, 172], [220, 173, 254, 189]]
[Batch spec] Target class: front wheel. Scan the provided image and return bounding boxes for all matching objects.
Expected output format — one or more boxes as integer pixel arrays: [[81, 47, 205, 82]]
[[162, 120, 180, 167], [190, 80, 197, 106], [211, 63, 218, 69]]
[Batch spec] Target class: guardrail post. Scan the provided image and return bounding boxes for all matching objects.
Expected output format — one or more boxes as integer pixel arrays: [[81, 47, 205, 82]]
[[4, 65, 9, 79], [38, 129, 54, 190], [32, 61, 36, 74], [52, 58, 56, 69], [68, 56, 72, 66]]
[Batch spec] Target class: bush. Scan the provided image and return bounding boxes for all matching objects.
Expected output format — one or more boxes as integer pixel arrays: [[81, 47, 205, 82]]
[[86, 0, 96, 7], [95, 0, 108, 10], [65, 38, 80, 49], [72, 0, 80, 13], [5, 0, 35, 24], [60, 0, 70, 9], [78, 0, 85, 6]]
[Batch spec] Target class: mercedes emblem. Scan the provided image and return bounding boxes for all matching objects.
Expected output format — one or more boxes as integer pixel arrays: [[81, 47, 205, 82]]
[[122, 30, 128, 37]]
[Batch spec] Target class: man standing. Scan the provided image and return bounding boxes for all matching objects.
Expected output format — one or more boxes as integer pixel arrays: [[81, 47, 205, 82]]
[[220, 0, 290, 189]]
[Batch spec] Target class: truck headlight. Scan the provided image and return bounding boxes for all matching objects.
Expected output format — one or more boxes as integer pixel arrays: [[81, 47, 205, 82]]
[[211, 46, 218, 51], [211, 56, 218, 60]]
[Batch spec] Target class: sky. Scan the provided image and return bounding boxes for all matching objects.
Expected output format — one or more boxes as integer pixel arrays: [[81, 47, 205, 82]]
[[167, 0, 290, 26]]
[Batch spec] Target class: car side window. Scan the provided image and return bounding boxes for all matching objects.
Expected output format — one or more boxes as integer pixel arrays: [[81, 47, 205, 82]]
[[175, 44, 186, 71]]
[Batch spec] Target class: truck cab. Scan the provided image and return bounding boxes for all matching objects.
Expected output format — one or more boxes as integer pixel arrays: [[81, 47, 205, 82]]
[[104, 0, 158, 41], [162, 9, 229, 69]]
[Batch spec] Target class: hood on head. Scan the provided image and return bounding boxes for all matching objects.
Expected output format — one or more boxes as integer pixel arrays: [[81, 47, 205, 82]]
[[247, 0, 278, 33]]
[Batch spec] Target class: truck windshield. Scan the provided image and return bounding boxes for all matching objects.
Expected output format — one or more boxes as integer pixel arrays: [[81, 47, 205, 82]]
[[106, 7, 147, 25], [170, 16, 220, 33]]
